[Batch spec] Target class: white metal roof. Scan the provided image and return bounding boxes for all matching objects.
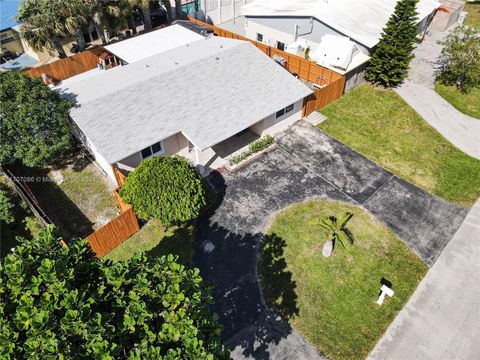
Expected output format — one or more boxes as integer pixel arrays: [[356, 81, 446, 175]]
[[241, 0, 440, 49], [57, 37, 312, 164], [104, 24, 204, 63]]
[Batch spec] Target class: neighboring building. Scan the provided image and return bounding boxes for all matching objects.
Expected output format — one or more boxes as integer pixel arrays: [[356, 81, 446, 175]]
[[56, 36, 312, 184], [104, 24, 204, 64], [226, 0, 440, 90], [241, 0, 440, 56]]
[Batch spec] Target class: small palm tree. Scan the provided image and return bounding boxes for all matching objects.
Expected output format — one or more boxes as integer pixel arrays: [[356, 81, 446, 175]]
[[319, 212, 354, 257]]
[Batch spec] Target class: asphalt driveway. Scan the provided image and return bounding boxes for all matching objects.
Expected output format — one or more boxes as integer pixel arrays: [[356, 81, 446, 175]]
[[194, 121, 467, 359]]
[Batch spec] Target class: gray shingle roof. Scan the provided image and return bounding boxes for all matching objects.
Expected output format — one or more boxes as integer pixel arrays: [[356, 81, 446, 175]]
[[57, 37, 313, 164]]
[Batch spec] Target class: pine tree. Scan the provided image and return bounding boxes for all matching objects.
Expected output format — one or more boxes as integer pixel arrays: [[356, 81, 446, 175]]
[[365, 0, 419, 87]]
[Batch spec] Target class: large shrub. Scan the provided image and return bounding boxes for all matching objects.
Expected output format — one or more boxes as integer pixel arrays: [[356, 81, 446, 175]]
[[0, 189, 15, 224], [120, 157, 207, 227], [0, 226, 228, 359], [0, 72, 73, 167], [436, 25, 480, 93]]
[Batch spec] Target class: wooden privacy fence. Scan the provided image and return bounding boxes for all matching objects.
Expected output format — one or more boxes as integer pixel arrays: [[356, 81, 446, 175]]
[[87, 207, 140, 258], [302, 77, 346, 117], [23, 47, 103, 82]]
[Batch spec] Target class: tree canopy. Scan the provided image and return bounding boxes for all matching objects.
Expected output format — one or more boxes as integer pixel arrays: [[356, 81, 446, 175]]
[[0, 189, 15, 225], [436, 25, 480, 93], [0, 72, 73, 167], [120, 157, 207, 227], [365, 0, 419, 87], [0, 226, 228, 359]]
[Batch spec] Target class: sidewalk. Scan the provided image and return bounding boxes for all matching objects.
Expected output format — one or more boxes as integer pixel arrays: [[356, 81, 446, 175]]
[[368, 200, 480, 360], [394, 30, 480, 160]]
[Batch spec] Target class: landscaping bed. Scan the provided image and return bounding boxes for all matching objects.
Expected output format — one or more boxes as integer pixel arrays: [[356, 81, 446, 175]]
[[318, 84, 480, 207], [7, 150, 118, 240], [259, 200, 427, 360], [434, 83, 480, 120], [104, 220, 193, 266]]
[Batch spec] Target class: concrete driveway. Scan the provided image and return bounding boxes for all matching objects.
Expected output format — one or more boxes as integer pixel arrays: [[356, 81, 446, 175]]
[[394, 29, 480, 160], [194, 122, 467, 359]]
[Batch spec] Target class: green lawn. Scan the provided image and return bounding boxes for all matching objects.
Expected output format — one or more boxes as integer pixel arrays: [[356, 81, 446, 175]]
[[0, 174, 42, 257], [465, 2, 480, 29], [435, 83, 480, 120], [104, 220, 193, 266], [260, 200, 427, 360], [318, 84, 480, 207]]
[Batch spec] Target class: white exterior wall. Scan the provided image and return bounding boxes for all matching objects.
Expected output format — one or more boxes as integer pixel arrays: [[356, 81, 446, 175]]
[[201, 0, 254, 24], [116, 133, 190, 174], [250, 99, 304, 136], [245, 17, 372, 55]]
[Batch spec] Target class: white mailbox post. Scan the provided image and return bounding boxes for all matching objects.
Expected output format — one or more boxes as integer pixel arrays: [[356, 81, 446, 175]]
[[377, 284, 394, 305]]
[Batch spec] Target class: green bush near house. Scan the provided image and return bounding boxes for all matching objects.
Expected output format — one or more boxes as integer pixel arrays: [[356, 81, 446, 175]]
[[259, 200, 427, 360], [0, 226, 229, 359], [120, 157, 207, 227], [229, 135, 275, 165], [318, 84, 480, 207]]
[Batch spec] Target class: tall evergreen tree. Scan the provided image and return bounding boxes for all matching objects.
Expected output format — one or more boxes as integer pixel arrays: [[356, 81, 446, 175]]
[[365, 0, 419, 87]]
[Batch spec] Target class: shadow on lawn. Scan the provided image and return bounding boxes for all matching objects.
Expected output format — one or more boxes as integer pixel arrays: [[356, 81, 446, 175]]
[[7, 154, 94, 242], [258, 233, 299, 321], [144, 226, 194, 267]]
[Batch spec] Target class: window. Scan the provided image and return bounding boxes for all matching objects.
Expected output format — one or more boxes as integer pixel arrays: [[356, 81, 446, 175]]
[[257, 33, 263, 42], [276, 104, 295, 119], [276, 41, 285, 51], [141, 141, 164, 159]]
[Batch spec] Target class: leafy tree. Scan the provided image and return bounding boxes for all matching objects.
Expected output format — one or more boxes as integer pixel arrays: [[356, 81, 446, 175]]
[[120, 157, 207, 227], [319, 212, 354, 257], [0, 72, 73, 167], [0, 189, 15, 224], [18, 0, 88, 57], [365, 0, 419, 87], [87, 0, 123, 44], [0, 226, 229, 359], [436, 25, 480, 93]]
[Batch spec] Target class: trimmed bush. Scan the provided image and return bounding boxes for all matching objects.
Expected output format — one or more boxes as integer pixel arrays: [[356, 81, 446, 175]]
[[120, 157, 207, 227], [229, 135, 275, 165]]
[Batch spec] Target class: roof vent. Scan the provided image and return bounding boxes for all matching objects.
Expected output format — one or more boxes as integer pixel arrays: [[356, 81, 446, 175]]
[[215, 57, 220, 60], [175, 62, 179, 65]]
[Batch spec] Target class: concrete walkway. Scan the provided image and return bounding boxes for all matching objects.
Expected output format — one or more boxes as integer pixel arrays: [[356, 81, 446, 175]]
[[369, 200, 480, 360], [394, 30, 480, 160]]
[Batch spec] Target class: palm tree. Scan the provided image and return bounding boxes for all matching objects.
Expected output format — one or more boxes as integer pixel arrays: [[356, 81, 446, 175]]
[[318, 212, 354, 257], [128, 0, 152, 31], [87, 0, 122, 44], [18, 0, 87, 58]]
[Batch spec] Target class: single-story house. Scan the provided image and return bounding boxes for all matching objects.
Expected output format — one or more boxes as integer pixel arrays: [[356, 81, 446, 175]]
[[56, 36, 313, 185]]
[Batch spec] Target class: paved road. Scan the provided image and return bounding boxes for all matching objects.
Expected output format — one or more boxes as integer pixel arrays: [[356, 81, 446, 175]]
[[394, 30, 480, 160], [369, 200, 480, 360], [194, 122, 467, 359]]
